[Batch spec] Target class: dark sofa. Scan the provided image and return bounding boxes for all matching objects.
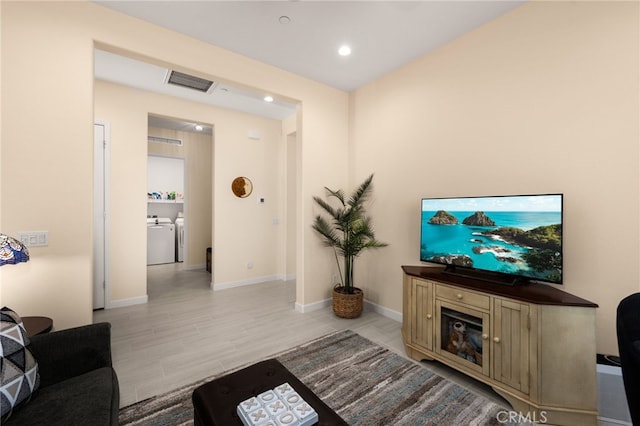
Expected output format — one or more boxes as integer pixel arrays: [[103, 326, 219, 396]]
[[617, 293, 640, 426], [4, 322, 119, 426]]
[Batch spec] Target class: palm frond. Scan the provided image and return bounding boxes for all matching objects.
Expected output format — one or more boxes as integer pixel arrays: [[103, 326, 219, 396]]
[[312, 216, 341, 248], [313, 196, 342, 220], [325, 187, 346, 206], [348, 174, 374, 209]]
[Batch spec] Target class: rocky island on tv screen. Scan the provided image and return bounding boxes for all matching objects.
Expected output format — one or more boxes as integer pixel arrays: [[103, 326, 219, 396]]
[[420, 194, 563, 284]]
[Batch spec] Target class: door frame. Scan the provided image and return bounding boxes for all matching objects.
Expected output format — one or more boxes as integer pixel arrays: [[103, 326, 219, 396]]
[[94, 121, 111, 309], [146, 153, 186, 267]]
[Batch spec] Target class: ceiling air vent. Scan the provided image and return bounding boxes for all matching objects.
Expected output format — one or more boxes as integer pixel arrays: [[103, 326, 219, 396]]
[[165, 70, 215, 93], [148, 135, 183, 146]]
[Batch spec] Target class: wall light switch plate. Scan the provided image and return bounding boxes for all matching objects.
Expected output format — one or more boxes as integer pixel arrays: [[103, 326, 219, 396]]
[[18, 231, 48, 247]]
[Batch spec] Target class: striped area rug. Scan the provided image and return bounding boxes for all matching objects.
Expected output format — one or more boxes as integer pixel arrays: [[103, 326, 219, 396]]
[[119, 330, 507, 425]]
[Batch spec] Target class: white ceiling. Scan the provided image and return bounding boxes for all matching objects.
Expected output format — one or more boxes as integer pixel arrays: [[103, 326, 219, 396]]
[[94, 1, 525, 124]]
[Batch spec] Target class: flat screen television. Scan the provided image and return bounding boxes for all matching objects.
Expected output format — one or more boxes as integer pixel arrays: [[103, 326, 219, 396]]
[[420, 194, 563, 285]]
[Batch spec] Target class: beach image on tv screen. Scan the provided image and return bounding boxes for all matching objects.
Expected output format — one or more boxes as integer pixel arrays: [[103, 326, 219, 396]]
[[420, 195, 562, 283]]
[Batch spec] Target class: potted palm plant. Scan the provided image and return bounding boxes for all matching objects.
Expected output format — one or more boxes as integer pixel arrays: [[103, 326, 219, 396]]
[[312, 174, 388, 318]]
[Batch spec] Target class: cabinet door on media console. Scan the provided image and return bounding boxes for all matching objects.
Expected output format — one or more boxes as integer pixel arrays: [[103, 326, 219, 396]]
[[493, 298, 531, 395], [411, 278, 434, 351], [435, 299, 491, 378]]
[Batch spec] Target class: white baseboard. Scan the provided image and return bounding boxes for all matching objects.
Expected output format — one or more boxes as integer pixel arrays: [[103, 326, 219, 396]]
[[295, 298, 331, 313], [293, 296, 402, 323], [597, 417, 631, 426], [364, 299, 402, 323], [284, 273, 296, 281], [213, 274, 285, 291], [107, 295, 148, 309]]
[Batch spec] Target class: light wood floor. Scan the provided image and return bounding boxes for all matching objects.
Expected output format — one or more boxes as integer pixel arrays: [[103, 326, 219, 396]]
[[94, 264, 615, 426]]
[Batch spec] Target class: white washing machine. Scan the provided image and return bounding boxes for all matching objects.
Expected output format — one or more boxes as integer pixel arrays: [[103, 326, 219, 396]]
[[175, 216, 184, 262], [147, 217, 175, 265]]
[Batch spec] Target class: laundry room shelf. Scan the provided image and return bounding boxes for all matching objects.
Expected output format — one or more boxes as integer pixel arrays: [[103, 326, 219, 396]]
[[147, 199, 184, 204]]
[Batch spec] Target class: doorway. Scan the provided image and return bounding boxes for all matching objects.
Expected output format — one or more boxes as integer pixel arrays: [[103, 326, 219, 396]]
[[147, 114, 213, 298], [95, 48, 299, 310], [93, 122, 110, 310], [147, 154, 184, 265]]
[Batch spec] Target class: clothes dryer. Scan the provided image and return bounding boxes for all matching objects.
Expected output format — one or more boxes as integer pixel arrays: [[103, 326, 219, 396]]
[[175, 216, 184, 262]]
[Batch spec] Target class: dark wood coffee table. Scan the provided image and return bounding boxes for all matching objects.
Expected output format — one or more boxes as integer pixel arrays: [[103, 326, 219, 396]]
[[192, 358, 348, 426]]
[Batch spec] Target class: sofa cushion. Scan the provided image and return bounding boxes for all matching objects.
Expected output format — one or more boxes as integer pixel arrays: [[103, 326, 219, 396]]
[[4, 367, 119, 426], [0, 307, 40, 420]]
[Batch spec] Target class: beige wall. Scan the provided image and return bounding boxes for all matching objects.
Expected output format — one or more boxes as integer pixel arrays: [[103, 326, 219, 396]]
[[350, 1, 639, 355], [0, 3, 95, 325], [1, 2, 349, 328]]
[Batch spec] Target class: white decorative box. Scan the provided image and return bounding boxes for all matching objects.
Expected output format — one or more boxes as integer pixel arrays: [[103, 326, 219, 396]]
[[237, 383, 319, 426]]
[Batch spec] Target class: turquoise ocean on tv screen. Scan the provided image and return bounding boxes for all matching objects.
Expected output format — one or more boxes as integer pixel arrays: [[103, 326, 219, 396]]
[[420, 210, 561, 279]]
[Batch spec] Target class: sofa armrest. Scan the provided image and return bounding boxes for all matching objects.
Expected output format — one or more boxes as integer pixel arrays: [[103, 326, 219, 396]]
[[29, 322, 113, 388]]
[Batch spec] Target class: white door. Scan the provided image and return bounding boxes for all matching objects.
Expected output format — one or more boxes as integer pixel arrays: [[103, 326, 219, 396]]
[[93, 123, 109, 309]]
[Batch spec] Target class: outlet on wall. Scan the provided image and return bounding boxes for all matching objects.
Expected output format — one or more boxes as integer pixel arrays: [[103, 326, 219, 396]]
[[332, 274, 338, 284], [246, 261, 254, 269], [18, 231, 48, 247]]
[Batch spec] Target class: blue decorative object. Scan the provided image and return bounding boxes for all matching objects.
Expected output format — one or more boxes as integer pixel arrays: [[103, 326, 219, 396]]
[[0, 234, 30, 266]]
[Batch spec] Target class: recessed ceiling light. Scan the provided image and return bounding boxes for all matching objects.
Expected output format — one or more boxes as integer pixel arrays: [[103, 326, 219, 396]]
[[338, 45, 352, 56], [279, 16, 291, 25], [264, 95, 274, 103]]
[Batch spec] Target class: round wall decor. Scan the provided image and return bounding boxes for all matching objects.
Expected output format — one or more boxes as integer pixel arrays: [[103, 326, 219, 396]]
[[231, 176, 253, 198]]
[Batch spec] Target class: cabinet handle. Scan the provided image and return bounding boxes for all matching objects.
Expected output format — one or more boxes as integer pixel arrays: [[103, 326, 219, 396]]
[[456, 293, 463, 299], [482, 334, 489, 340], [493, 337, 501, 343], [426, 314, 432, 320]]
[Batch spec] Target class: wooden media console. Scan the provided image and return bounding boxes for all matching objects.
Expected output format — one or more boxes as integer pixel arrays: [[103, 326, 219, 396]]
[[401, 265, 599, 426]]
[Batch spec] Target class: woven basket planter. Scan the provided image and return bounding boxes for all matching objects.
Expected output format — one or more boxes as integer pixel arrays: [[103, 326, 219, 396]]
[[333, 286, 364, 319]]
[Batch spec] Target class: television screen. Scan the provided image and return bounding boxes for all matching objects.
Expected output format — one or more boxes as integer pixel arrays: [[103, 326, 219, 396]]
[[420, 194, 563, 284]]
